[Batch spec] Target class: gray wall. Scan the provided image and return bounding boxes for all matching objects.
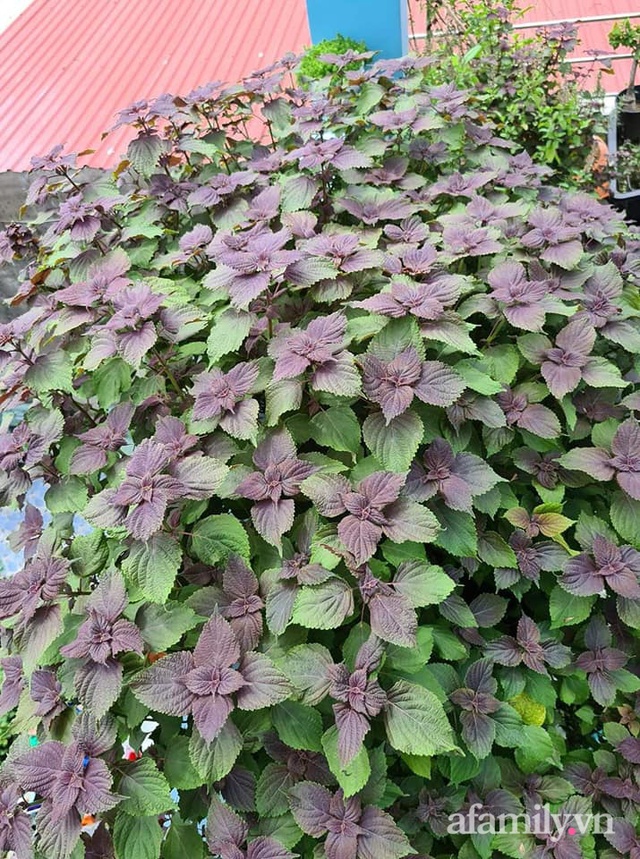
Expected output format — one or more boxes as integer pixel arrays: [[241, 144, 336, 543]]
[[0, 171, 28, 322]]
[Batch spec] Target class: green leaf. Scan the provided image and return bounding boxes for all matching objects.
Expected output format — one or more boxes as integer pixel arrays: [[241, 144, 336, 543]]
[[456, 360, 503, 394], [363, 410, 424, 473], [356, 80, 385, 113], [394, 561, 455, 607], [113, 813, 163, 859], [206, 309, 252, 362], [322, 725, 371, 797], [434, 507, 477, 557], [69, 530, 108, 578], [162, 817, 207, 859], [400, 753, 432, 777], [136, 601, 199, 651], [118, 757, 176, 816], [480, 345, 520, 385], [272, 701, 324, 751], [384, 680, 458, 756], [45, 476, 87, 514], [256, 762, 293, 817], [280, 174, 318, 212], [189, 720, 242, 781], [127, 133, 169, 175], [26, 350, 73, 393], [514, 725, 557, 772], [477, 531, 517, 568], [163, 735, 204, 789], [191, 514, 250, 564], [549, 587, 595, 629], [291, 578, 353, 629], [611, 491, 640, 545], [122, 534, 181, 603], [309, 406, 361, 455], [93, 358, 132, 409], [277, 643, 333, 706], [266, 379, 303, 425]]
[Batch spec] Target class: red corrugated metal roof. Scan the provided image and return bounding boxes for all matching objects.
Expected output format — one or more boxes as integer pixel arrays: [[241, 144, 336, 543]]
[[0, 0, 636, 172], [0, 0, 311, 171]]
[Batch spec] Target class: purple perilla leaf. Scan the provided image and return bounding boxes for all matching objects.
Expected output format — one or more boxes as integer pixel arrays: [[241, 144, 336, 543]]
[[303, 231, 383, 274], [236, 429, 316, 548], [31, 667, 66, 727], [450, 658, 500, 758], [406, 438, 501, 513], [486, 614, 571, 675], [496, 387, 561, 439], [575, 616, 628, 706], [361, 347, 465, 424], [487, 261, 553, 331], [60, 572, 143, 664], [0, 549, 69, 624], [269, 312, 360, 396], [357, 566, 418, 647], [0, 784, 33, 859], [110, 439, 183, 540], [560, 419, 640, 500], [69, 402, 135, 474], [207, 795, 296, 859], [560, 535, 640, 598], [353, 275, 461, 321], [55, 250, 131, 307], [520, 207, 583, 269], [133, 614, 290, 742], [191, 555, 265, 651], [0, 655, 24, 715], [513, 449, 584, 490], [289, 783, 414, 859], [302, 471, 439, 566], [337, 187, 416, 225], [447, 390, 507, 432], [328, 638, 387, 767], [191, 361, 260, 440], [13, 739, 117, 823]]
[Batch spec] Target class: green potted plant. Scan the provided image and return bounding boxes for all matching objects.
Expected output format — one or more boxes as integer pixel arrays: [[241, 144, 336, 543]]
[[609, 19, 640, 141]]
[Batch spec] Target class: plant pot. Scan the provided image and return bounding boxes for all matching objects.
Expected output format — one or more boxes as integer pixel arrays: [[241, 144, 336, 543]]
[[617, 85, 640, 144], [607, 108, 640, 224], [305, 0, 408, 60]]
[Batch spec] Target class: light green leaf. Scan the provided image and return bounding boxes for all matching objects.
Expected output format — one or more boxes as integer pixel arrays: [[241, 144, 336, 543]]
[[273, 701, 324, 751], [292, 578, 354, 629], [393, 561, 455, 607], [162, 817, 207, 859], [611, 491, 640, 546], [206, 309, 252, 362], [549, 587, 595, 629], [189, 720, 243, 782], [118, 757, 176, 816], [122, 534, 181, 603], [45, 476, 88, 514], [266, 379, 303, 425], [26, 350, 73, 393], [434, 507, 477, 557], [163, 735, 204, 790], [363, 410, 423, 473], [191, 514, 250, 564], [477, 532, 517, 568], [322, 725, 371, 797], [384, 680, 457, 756], [255, 762, 293, 817], [113, 813, 163, 859], [310, 406, 361, 455], [136, 601, 199, 651]]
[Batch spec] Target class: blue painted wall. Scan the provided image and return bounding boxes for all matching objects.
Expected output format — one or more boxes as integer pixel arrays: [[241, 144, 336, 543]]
[[305, 0, 408, 59]]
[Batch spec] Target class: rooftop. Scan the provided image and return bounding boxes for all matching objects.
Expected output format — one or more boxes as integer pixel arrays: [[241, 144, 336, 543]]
[[0, 0, 635, 172]]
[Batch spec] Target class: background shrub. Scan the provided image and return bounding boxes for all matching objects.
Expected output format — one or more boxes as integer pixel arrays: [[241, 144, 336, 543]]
[[0, 51, 639, 859], [297, 34, 368, 84], [416, 0, 604, 185]]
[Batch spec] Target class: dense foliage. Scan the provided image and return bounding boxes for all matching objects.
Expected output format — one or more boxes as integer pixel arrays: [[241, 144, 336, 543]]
[[417, 0, 602, 184], [0, 51, 640, 859], [297, 35, 368, 84]]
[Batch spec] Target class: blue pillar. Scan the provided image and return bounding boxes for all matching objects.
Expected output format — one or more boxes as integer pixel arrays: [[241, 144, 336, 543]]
[[305, 0, 408, 60]]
